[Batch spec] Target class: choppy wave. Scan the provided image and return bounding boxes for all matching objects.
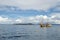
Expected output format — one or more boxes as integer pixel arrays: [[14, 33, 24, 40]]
[[0, 35, 30, 39]]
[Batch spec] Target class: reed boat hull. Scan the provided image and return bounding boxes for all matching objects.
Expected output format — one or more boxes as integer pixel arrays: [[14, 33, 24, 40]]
[[40, 23, 51, 27]]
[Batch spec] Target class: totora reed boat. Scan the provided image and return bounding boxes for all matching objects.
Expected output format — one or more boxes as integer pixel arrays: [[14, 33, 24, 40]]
[[40, 18, 52, 27], [40, 23, 52, 27]]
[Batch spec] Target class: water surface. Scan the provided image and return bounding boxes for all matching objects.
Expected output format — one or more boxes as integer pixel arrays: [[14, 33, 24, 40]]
[[0, 24, 60, 40]]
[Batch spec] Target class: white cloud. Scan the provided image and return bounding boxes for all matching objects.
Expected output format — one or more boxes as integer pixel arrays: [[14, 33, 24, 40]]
[[49, 13, 60, 24], [15, 19, 24, 23], [51, 16, 56, 19], [0, 14, 60, 24], [15, 14, 60, 24], [0, 0, 60, 24], [0, 0, 60, 10], [0, 16, 12, 24], [15, 15, 48, 23], [55, 20, 60, 24], [50, 13, 60, 19]]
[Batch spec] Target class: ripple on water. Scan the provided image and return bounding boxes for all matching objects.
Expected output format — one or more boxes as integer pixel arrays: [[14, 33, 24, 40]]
[[1, 34, 30, 39]]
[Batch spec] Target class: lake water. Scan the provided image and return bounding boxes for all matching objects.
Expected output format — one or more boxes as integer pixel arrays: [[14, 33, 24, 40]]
[[0, 24, 60, 40]]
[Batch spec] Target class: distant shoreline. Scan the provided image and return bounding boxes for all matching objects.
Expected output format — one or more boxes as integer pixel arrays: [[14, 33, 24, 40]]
[[13, 23, 60, 25], [13, 23, 35, 25], [0, 23, 60, 25]]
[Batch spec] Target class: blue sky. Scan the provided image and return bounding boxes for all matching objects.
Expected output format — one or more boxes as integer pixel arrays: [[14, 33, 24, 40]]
[[0, 0, 60, 24]]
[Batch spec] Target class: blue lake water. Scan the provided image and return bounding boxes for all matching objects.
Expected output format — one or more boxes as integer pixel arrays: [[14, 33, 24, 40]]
[[0, 24, 60, 40]]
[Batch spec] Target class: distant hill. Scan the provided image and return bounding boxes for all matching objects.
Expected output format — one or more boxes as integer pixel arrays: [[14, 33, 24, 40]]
[[13, 23, 35, 25]]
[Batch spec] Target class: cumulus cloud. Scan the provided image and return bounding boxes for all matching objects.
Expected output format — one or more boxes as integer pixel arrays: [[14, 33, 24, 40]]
[[49, 13, 60, 24], [0, 13, 60, 24], [14, 14, 60, 24], [0, 0, 60, 24], [15, 18, 24, 23], [0, 16, 12, 24], [50, 13, 60, 19], [55, 20, 60, 24], [0, 0, 60, 10]]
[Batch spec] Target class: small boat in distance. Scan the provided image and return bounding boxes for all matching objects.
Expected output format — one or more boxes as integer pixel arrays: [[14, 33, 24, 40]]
[[40, 18, 52, 27], [46, 23, 52, 27], [40, 23, 52, 27]]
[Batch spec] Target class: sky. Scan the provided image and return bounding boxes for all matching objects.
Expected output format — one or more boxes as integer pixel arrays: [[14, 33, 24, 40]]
[[0, 0, 60, 24]]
